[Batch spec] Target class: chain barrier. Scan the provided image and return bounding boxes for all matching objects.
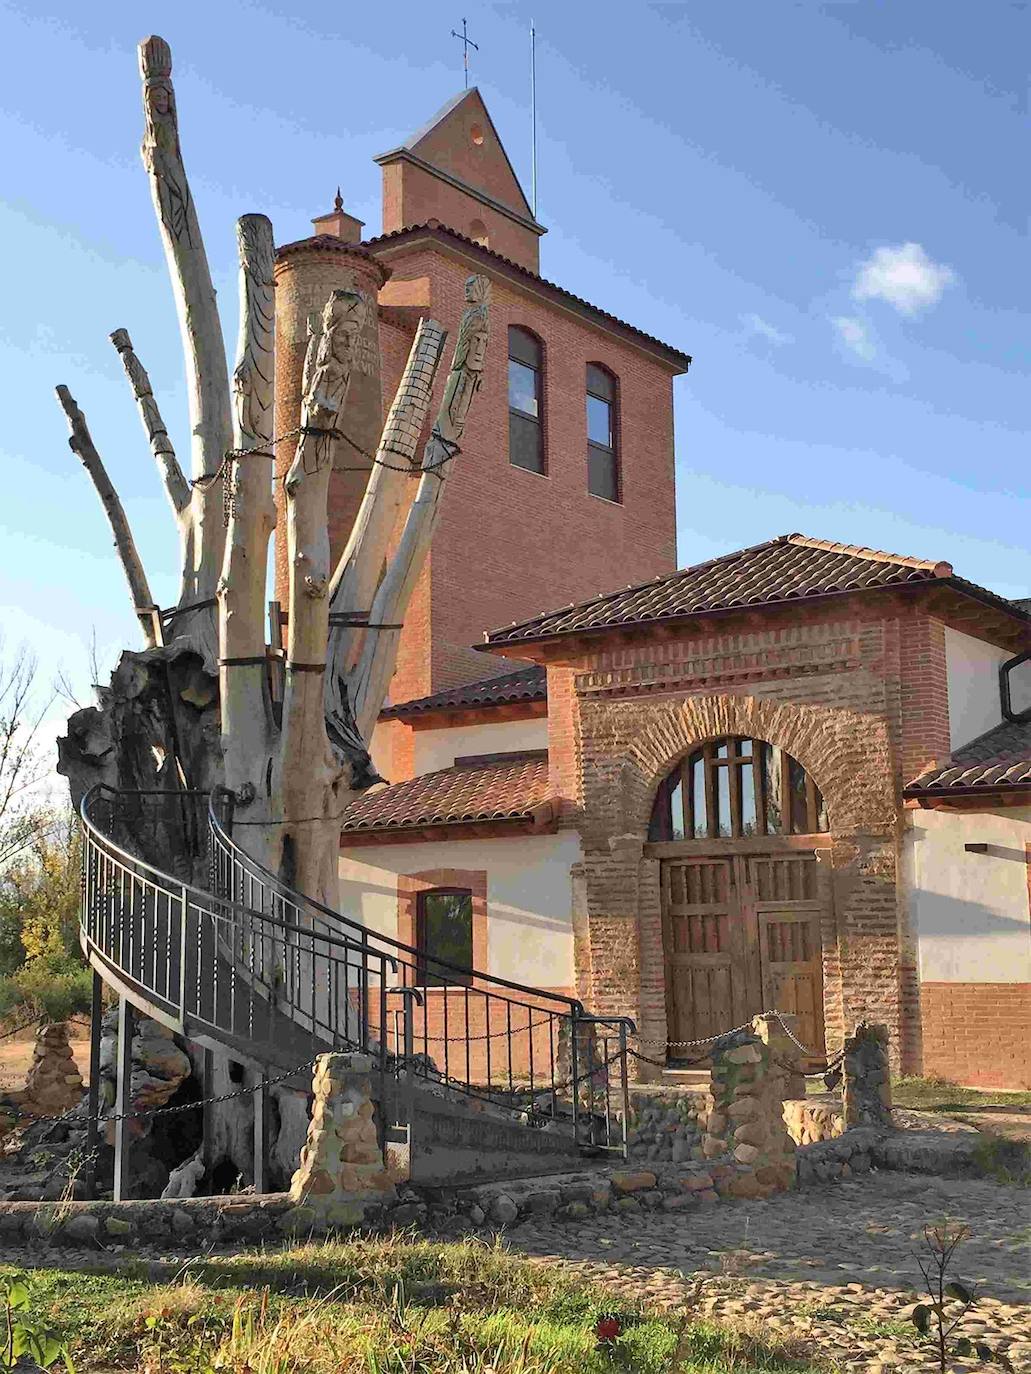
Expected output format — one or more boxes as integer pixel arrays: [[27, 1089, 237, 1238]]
[[192, 425, 462, 526], [406, 1012, 557, 1047], [0, 1018, 40, 1043], [0, 1055, 322, 1133], [666, 1010, 826, 1058]]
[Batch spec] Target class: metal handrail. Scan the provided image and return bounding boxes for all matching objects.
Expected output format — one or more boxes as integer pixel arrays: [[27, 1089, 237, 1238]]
[[80, 783, 634, 1161], [80, 786, 399, 1068], [207, 790, 586, 1014]]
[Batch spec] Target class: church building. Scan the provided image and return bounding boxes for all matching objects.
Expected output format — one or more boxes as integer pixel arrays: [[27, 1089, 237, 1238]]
[[274, 90, 1031, 1090]]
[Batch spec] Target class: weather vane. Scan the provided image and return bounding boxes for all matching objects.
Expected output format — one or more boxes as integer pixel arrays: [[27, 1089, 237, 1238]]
[[451, 18, 479, 89]]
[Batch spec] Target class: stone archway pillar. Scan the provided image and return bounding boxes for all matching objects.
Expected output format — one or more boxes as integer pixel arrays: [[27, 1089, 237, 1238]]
[[571, 692, 908, 1077]]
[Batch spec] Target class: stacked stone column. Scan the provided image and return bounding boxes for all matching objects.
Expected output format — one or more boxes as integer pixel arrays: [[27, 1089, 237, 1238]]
[[16, 1023, 83, 1116], [842, 1021, 892, 1129], [700, 1015, 798, 1198], [288, 1053, 396, 1231]]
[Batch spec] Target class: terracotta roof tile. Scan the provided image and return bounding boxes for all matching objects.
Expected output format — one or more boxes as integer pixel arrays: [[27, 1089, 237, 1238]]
[[380, 666, 546, 719], [360, 222, 691, 370], [341, 754, 553, 836], [904, 719, 1031, 796], [482, 533, 1026, 646]]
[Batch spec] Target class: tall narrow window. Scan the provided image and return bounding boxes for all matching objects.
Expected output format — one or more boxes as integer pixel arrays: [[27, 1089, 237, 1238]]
[[508, 327, 544, 473], [416, 888, 474, 986], [586, 364, 619, 502]]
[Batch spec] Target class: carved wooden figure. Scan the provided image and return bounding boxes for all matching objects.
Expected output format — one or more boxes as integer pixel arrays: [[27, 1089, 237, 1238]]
[[55, 35, 492, 913]]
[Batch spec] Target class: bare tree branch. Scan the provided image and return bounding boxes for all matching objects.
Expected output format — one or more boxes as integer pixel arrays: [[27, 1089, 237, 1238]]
[[109, 327, 190, 515], [138, 35, 231, 486], [55, 385, 157, 647], [349, 275, 491, 737]]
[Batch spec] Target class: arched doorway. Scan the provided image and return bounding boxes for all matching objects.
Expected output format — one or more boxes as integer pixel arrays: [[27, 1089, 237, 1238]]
[[647, 736, 831, 1061]]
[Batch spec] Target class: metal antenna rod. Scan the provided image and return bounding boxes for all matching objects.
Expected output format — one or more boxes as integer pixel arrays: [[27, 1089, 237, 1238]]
[[530, 20, 537, 217], [451, 17, 479, 90]]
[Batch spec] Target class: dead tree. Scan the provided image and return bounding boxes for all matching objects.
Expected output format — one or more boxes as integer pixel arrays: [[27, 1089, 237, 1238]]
[[56, 35, 491, 902]]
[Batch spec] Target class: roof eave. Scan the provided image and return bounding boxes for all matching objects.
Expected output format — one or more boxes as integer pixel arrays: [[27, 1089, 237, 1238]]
[[903, 783, 1031, 807], [364, 224, 692, 373], [480, 576, 1031, 656]]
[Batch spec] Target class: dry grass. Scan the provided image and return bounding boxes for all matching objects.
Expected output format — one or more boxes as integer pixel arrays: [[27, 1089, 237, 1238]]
[[4, 1237, 824, 1372]]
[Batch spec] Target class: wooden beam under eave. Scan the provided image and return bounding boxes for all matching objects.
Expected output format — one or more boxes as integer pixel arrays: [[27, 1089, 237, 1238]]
[[340, 815, 554, 847], [903, 788, 1031, 811], [402, 700, 548, 731]]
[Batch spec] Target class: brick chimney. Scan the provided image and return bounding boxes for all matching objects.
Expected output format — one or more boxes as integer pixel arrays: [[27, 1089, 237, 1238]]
[[311, 188, 365, 244]]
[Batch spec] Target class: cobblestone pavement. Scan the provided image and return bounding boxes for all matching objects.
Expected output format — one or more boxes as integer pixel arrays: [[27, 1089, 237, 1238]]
[[505, 1172, 1031, 1372]]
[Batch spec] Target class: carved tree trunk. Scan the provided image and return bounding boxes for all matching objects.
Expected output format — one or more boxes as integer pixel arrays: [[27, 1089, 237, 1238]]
[[56, 33, 491, 908]]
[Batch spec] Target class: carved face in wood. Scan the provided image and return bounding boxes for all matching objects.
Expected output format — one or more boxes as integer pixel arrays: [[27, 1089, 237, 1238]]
[[454, 275, 491, 374]]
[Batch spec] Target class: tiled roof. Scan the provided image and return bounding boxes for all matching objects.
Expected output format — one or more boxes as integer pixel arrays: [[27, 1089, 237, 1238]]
[[380, 666, 546, 719], [360, 222, 691, 370], [340, 754, 553, 837], [482, 533, 1027, 646], [904, 719, 1031, 796]]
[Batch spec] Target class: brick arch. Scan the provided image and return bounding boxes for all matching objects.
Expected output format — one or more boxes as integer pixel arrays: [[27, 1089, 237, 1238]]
[[609, 694, 897, 840]]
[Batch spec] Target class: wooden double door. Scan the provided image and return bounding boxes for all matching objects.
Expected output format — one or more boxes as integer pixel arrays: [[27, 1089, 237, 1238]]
[[659, 846, 828, 1061]]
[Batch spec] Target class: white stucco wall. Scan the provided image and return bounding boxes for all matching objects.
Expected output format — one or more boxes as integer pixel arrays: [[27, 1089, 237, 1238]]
[[338, 831, 581, 988], [903, 806, 1031, 983], [944, 626, 1009, 750], [411, 718, 548, 775]]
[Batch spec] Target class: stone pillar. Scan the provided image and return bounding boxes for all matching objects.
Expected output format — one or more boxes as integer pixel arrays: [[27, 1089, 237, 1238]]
[[272, 241, 390, 604], [842, 1021, 892, 1130], [700, 1020, 797, 1197], [288, 1053, 396, 1230], [17, 1023, 83, 1115]]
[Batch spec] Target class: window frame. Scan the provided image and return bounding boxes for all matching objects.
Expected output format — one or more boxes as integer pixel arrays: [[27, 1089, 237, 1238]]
[[508, 325, 547, 476], [648, 737, 829, 842], [585, 362, 620, 503], [415, 886, 475, 987]]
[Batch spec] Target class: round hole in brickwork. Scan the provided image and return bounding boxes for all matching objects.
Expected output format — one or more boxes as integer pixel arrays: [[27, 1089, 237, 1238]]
[[470, 123, 484, 146]]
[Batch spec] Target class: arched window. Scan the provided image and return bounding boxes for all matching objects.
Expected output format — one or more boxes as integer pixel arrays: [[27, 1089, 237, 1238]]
[[508, 326, 545, 474], [469, 218, 489, 248], [648, 737, 829, 842], [586, 363, 619, 502]]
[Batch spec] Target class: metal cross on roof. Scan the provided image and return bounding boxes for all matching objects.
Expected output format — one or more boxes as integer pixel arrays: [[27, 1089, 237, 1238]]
[[450, 17, 479, 89]]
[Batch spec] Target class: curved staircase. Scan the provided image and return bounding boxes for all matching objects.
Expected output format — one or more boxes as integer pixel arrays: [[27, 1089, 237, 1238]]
[[80, 786, 633, 1190]]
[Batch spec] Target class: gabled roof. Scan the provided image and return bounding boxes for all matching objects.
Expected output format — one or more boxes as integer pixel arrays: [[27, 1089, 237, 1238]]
[[904, 718, 1031, 798], [377, 88, 537, 225], [481, 533, 1029, 647], [380, 666, 546, 720], [363, 222, 692, 371], [340, 754, 553, 839]]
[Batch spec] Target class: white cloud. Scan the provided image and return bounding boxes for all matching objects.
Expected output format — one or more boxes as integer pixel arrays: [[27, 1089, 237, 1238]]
[[831, 315, 876, 362], [742, 312, 791, 345], [852, 242, 955, 316]]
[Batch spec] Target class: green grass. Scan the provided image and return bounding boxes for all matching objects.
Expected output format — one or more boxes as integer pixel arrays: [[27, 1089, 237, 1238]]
[[891, 1076, 1031, 1111], [3, 1237, 826, 1373]]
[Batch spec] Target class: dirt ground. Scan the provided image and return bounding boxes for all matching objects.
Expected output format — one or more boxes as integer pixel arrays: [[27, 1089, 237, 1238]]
[[0, 1021, 91, 1095]]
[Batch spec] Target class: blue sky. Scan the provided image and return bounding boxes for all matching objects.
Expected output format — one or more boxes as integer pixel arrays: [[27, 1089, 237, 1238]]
[[1, 0, 1028, 742]]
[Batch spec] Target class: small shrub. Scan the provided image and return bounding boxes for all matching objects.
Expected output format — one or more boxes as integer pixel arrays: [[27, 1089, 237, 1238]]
[[907, 1221, 1015, 1373]]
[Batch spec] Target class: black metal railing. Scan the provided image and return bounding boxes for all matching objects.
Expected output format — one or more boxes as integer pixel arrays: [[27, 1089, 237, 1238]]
[[208, 792, 633, 1153], [80, 786, 398, 1071], [79, 784, 634, 1162]]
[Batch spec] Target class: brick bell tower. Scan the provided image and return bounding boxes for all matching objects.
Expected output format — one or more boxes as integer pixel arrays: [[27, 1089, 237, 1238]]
[[273, 89, 687, 707], [272, 195, 390, 604]]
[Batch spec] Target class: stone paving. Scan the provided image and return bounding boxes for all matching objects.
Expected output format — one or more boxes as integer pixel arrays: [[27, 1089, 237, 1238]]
[[503, 1171, 1031, 1371]]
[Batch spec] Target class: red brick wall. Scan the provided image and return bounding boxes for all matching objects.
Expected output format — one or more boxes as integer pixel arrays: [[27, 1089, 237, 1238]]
[[380, 89, 541, 270], [919, 983, 1031, 1090], [362, 243, 680, 705], [537, 595, 966, 1076]]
